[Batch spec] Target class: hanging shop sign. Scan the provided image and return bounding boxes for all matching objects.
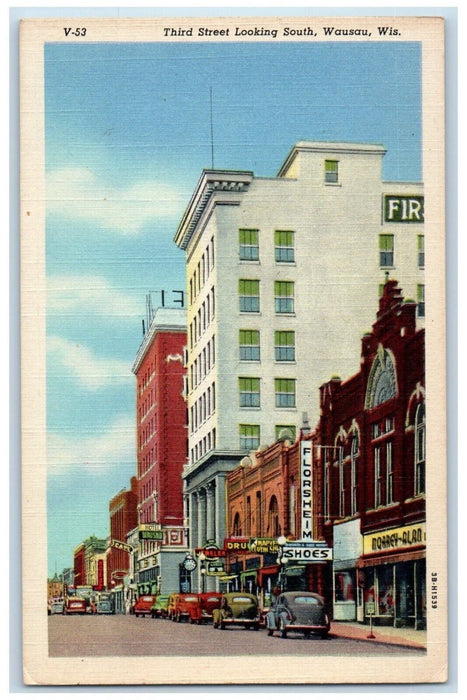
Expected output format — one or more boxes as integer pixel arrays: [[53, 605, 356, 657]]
[[110, 539, 132, 553], [283, 542, 333, 561], [195, 543, 226, 558], [363, 523, 426, 555], [249, 538, 280, 554], [300, 440, 313, 540]]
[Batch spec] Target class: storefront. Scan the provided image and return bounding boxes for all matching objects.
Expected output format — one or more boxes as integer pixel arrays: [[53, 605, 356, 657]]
[[332, 519, 362, 621], [358, 522, 426, 629]]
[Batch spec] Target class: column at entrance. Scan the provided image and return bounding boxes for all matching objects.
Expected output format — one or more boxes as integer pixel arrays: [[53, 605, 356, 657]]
[[206, 481, 216, 543]]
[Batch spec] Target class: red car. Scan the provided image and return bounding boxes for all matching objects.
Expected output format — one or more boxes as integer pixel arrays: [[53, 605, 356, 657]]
[[172, 594, 200, 623], [134, 595, 156, 617], [64, 597, 87, 615], [189, 593, 222, 624]]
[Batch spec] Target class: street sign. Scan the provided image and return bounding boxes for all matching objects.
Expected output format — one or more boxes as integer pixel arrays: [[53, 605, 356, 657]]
[[139, 530, 163, 541]]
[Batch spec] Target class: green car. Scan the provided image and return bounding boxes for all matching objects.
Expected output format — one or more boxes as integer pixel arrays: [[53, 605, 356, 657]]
[[151, 594, 170, 618], [212, 592, 260, 630]]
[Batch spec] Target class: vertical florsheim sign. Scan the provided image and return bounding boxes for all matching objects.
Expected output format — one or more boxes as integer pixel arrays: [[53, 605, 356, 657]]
[[300, 441, 313, 540]]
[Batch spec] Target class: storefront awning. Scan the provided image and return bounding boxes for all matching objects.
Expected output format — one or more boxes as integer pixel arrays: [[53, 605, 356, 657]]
[[357, 549, 425, 568]]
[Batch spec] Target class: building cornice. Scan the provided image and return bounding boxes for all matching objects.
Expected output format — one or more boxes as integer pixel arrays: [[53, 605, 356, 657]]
[[132, 308, 187, 375], [278, 141, 387, 177], [174, 169, 253, 251]]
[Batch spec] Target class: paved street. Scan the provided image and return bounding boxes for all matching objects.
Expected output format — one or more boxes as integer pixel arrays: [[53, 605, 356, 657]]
[[48, 615, 426, 657]]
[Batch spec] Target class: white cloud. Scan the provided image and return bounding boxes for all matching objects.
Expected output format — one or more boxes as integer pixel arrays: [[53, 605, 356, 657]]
[[47, 335, 133, 391], [46, 167, 187, 233], [47, 415, 136, 476], [47, 275, 142, 318]]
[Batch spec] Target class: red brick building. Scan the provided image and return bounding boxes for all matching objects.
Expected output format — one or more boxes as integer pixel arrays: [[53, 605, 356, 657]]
[[107, 476, 138, 589], [317, 279, 426, 628], [132, 307, 188, 595], [224, 434, 331, 605], [73, 543, 85, 588]]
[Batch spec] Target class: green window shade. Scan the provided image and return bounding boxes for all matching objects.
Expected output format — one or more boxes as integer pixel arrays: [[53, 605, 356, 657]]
[[274, 230, 295, 262], [239, 424, 260, 450], [274, 281, 294, 313], [417, 284, 425, 317], [239, 377, 260, 407], [274, 230, 294, 246], [239, 330, 260, 360], [275, 378, 296, 407], [239, 229, 259, 245], [325, 160, 338, 183], [274, 331, 295, 361], [379, 234, 394, 267], [239, 229, 259, 261], [239, 279, 260, 312], [239, 279, 260, 295], [418, 235, 424, 267]]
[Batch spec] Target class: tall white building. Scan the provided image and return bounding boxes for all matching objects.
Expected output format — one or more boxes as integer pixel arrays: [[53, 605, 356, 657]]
[[174, 141, 424, 562]]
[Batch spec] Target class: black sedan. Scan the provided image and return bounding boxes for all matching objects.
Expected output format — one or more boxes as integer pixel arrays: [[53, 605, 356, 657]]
[[265, 591, 330, 639]]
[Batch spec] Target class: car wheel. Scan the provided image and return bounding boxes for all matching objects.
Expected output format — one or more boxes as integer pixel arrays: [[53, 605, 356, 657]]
[[135, 613, 139, 618], [220, 621, 226, 630], [279, 618, 287, 639], [267, 627, 274, 636], [320, 632, 328, 640], [245, 623, 251, 630], [304, 631, 311, 639]]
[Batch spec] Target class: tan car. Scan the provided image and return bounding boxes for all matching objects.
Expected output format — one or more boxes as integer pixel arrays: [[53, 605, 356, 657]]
[[212, 593, 260, 630]]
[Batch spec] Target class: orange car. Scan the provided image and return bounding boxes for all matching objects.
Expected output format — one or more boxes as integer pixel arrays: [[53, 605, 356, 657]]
[[189, 593, 222, 624]]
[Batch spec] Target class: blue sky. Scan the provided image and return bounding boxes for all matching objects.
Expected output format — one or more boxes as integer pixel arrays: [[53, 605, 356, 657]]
[[45, 40, 421, 576]]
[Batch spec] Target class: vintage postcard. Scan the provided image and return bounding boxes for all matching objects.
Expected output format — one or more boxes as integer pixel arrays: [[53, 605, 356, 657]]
[[20, 13, 447, 686]]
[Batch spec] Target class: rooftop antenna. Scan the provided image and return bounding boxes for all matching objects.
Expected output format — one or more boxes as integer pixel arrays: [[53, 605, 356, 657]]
[[210, 87, 215, 169]]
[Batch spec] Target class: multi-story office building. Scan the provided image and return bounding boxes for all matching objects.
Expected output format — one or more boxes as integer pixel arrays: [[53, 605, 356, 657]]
[[106, 477, 138, 590], [132, 306, 189, 595], [174, 141, 424, 567]]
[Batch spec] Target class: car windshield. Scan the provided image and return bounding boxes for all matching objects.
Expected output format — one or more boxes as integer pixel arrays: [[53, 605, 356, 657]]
[[207, 597, 220, 602], [291, 596, 320, 605], [183, 597, 198, 602], [141, 597, 153, 601], [231, 596, 253, 603]]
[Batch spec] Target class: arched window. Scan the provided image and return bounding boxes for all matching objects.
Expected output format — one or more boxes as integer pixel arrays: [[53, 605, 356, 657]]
[[350, 434, 359, 515], [415, 403, 426, 494], [233, 512, 242, 536], [365, 345, 398, 409], [267, 496, 280, 537]]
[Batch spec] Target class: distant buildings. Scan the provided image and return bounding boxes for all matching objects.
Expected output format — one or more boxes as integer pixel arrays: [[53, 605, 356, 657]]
[[107, 477, 138, 590]]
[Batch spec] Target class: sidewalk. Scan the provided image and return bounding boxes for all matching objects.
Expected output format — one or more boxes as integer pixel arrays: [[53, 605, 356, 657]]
[[330, 620, 426, 650]]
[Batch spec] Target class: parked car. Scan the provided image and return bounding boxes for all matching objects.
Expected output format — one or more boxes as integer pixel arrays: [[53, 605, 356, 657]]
[[172, 593, 200, 622], [96, 593, 114, 614], [212, 593, 260, 630], [150, 594, 170, 618], [265, 591, 330, 639], [64, 597, 87, 615], [167, 593, 179, 620], [134, 595, 156, 617], [48, 599, 65, 615], [189, 593, 222, 624]]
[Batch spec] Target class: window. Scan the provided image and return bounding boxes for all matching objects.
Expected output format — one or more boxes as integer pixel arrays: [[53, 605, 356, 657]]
[[274, 281, 294, 314], [275, 230, 295, 262], [418, 235, 425, 268], [415, 403, 425, 494], [233, 512, 242, 536], [386, 442, 394, 504], [239, 228, 259, 261], [325, 159, 339, 183], [239, 279, 260, 313], [350, 435, 359, 515], [239, 377, 260, 407], [275, 330, 295, 361], [417, 284, 425, 318], [239, 330, 260, 361], [338, 446, 345, 517], [379, 234, 394, 267], [267, 496, 280, 537], [275, 425, 297, 441], [374, 447, 382, 507], [275, 378, 296, 408], [239, 424, 260, 451]]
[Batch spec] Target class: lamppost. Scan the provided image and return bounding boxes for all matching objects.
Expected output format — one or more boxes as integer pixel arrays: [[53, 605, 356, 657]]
[[276, 535, 288, 592], [198, 552, 206, 593]]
